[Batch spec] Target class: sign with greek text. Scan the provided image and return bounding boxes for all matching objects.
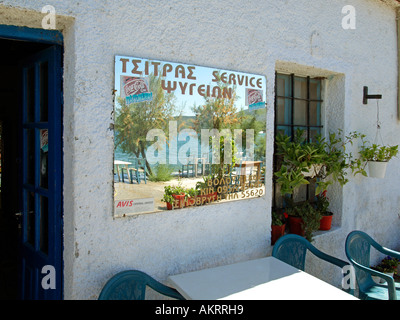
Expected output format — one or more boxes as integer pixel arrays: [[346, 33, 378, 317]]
[[114, 55, 267, 216]]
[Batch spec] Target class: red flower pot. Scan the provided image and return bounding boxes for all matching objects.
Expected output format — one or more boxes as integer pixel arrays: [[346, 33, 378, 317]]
[[185, 197, 196, 207], [209, 192, 218, 202], [194, 192, 218, 206], [289, 217, 305, 236], [166, 202, 173, 210], [319, 214, 333, 230], [271, 224, 286, 245], [172, 194, 185, 209]]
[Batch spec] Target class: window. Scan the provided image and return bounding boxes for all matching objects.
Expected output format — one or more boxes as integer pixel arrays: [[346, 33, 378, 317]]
[[273, 73, 323, 208]]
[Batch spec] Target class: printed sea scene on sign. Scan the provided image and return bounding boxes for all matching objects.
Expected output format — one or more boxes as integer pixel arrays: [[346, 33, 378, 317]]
[[113, 55, 267, 216]]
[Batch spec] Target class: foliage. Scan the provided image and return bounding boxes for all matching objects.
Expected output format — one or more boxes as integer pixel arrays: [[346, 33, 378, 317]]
[[372, 256, 400, 274], [210, 136, 238, 180], [191, 76, 241, 132], [359, 144, 398, 162], [191, 74, 264, 177], [314, 190, 331, 216], [255, 134, 266, 161], [286, 199, 322, 242], [185, 187, 199, 198], [161, 183, 186, 205], [148, 164, 174, 182], [115, 74, 178, 175], [274, 129, 364, 195], [272, 210, 287, 226], [195, 175, 214, 191]]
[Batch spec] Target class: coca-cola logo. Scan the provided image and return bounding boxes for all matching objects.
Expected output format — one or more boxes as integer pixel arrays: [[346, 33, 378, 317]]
[[247, 89, 262, 105], [124, 77, 149, 96]]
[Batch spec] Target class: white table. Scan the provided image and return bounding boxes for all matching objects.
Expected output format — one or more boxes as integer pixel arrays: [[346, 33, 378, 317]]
[[114, 160, 132, 182], [168, 256, 357, 300]]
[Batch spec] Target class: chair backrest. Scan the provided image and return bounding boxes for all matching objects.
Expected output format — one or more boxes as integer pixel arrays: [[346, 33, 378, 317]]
[[272, 234, 309, 270], [98, 270, 185, 300], [272, 234, 349, 271], [345, 231, 380, 293]]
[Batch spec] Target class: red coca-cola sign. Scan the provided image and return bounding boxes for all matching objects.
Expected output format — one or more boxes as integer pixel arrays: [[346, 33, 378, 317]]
[[123, 77, 149, 96], [247, 89, 263, 105]]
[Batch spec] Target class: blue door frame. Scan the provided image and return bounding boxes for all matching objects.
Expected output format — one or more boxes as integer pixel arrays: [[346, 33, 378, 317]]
[[0, 25, 63, 299]]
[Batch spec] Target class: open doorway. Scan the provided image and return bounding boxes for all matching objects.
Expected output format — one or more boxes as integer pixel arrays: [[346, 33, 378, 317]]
[[0, 36, 63, 299]]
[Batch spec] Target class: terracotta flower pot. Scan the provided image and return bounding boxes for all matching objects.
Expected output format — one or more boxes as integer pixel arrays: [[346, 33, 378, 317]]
[[319, 214, 333, 230], [166, 202, 173, 210], [184, 197, 196, 207], [172, 194, 185, 208], [288, 216, 305, 236], [271, 224, 286, 245], [195, 192, 218, 206]]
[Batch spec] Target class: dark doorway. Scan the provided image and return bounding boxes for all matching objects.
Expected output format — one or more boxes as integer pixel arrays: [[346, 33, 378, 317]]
[[0, 36, 63, 299]]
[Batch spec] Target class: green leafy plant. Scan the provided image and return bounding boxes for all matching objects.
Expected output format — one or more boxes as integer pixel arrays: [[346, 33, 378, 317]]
[[161, 185, 175, 204], [148, 164, 174, 182], [286, 199, 322, 242], [359, 144, 398, 163], [186, 187, 199, 198], [372, 256, 400, 274], [272, 211, 287, 226], [161, 183, 186, 206], [275, 129, 364, 195], [210, 136, 237, 180], [195, 175, 214, 191], [314, 190, 332, 216]]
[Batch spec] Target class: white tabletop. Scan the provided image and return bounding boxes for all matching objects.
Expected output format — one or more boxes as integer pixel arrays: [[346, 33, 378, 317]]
[[114, 160, 132, 165], [168, 256, 357, 300]]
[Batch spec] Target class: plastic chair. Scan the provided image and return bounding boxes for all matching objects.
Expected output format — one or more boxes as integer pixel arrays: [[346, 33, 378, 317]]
[[98, 270, 185, 300], [181, 156, 195, 178], [345, 230, 400, 300], [272, 234, 352, 293], [129, 158, 147, 184]]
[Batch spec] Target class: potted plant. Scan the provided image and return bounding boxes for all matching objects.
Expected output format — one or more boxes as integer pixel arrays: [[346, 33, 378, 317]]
[[285, 199, 322, 242], [275, 129, 364, 195], [271, 210, 287, 245], [161, 185, 175, 210], [274, 129, 365, 240], [358, 143, 398, 178], [371, 256, 400, 283], [184, 187, 198, 207], [161, 183, 186, 210], [314, 190, 333, 231]]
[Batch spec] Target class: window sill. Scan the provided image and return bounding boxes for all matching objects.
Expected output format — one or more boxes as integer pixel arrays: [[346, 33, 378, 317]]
[[271, 225, 342, 246], [313, 225, 342, 239]]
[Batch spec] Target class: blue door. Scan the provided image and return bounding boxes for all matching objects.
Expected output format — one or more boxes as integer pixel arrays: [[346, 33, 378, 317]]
[[19, 45, 63, 299]]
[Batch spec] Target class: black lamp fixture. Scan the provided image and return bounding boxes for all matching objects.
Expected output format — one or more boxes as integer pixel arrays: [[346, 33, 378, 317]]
[[363, 86, 382, 104]]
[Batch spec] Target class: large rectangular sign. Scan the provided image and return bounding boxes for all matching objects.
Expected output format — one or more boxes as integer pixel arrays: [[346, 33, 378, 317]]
[[114, 55, 267, 216]]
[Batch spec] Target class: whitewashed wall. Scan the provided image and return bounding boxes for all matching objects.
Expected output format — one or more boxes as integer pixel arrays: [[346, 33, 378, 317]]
[[1, 0, 400, 299]]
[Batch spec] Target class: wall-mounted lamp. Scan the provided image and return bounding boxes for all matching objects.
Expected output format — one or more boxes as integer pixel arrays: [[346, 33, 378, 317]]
[[363, 86, 382, 104]]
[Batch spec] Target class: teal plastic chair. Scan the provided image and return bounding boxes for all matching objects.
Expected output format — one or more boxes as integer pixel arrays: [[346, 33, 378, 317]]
[[272, 234, 353, 294], [98, 270, 185, 300], [129, 158, 147, 184], [345, 230, 400, 300]]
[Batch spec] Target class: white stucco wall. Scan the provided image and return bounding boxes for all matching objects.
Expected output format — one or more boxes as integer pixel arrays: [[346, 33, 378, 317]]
[[1, 0, 400, 299]]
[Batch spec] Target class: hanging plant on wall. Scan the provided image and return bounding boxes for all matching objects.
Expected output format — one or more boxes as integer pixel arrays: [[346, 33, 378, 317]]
[[357, 101, 399, 178], [358, 144, 398, 178]]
